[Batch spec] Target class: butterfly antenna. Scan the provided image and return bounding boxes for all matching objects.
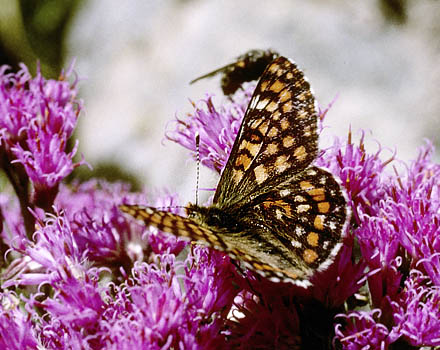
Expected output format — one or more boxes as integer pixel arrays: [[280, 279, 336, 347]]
[[195, 132, 200, 206]]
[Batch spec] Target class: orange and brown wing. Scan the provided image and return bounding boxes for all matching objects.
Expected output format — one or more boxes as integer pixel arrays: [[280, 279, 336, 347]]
[[240, 166, 348, 272], [214, 57, 318, 208]]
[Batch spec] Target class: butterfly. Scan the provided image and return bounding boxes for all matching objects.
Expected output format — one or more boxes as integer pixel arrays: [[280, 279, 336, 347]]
[[190, 49, 280, 96], [121, 56, 348, 286]]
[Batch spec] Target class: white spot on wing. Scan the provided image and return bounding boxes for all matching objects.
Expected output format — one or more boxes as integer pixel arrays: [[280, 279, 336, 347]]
[[295, 226, 306, 236], [291, 240, 302, 248], [280, 189, 290, 197]]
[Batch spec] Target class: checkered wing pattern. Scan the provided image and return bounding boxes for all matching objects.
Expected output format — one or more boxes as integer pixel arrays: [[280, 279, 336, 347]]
[[120, 204, 222, 246], [121, 55, 348, 286], [240, 167, 347, 272], [214, 57, 318, 208]]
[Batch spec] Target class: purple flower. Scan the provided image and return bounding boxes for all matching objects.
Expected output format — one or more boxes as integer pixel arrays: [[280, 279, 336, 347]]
[[334, 309, 394, 350], [0, 291, 39, 350], [227, 288, 302, 350], [166, 85, 254, 173], [24, 269, 106, 350], [2, 209, 85, 288], [11, 129, 83, 207], [0, 63, 80, 145], [0, 192, 26, 249], [309, 234, 367, 309], [99, 249, 236, 349], [56, 180, 187, 270], [0, 62, 84, 215], [29, 269, 106, 337], [0, 64, 36, 145], [382, 142, 440, 275], [140, 190, 188, 256], [3, 59, 440, 349], [184, 246, 238, 315], [390, 271, 440, 347], [55, 180, 145, 269], [315, 130, 393, 224]]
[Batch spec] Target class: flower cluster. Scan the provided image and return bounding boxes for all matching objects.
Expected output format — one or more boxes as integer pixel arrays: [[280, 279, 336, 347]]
[[166, 85, 254, 173], [0, 63, 84, 237], [1, 61, 440, 350], [167, 83, 440, 348]]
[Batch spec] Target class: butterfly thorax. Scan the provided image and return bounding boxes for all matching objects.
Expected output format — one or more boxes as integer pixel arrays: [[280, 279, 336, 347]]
[[186, 204, 244, 233]]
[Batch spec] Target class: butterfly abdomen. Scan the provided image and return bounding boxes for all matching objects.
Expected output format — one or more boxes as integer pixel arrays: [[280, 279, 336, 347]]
[[221, 49, 280, 95]]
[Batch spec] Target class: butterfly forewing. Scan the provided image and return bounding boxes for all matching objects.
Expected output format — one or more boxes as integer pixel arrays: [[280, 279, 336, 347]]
[[214, 57, 318, 207], [119, 204, 315, 285], [120, 204, 229, 251]]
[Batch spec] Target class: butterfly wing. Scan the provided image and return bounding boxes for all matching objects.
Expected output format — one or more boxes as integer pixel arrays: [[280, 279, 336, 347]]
[[214, 57, 318, 208], [219, 49, 280, 95], [119, 204, 317, 285], [237, 166, 348, 272], [119, 204, 225, 249]]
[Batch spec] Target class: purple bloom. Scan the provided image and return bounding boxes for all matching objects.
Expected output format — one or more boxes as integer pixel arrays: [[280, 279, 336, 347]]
[[390, 271, 440, 347], [11, 129, 83, 207], [309, 234, 367, 308], [0, 192, 26, 249], [227, 287, 302, 350], [0, 62, 84, 216], [315, 130, 393, 223], [2, 209, 85, 288], [334, 309, 394, 350], [55, 180, 146, 269], [0, 64, 36, 145], [382, 142, 440, 278], [139, 190, 188, 256], [56, 180, 186, 270], [2, 60, 440, 349], [0, 63, 80, 145], [335, 272, 440, 348], [166, 85, 254, 173], [40, 271, 105, 327], [99, 248, 236, 350], [184, 246, 238, 316], [0, 291, 39, 350]]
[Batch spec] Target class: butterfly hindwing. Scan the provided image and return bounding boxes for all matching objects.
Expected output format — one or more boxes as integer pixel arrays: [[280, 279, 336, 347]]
[[239, 166, 347, 271]]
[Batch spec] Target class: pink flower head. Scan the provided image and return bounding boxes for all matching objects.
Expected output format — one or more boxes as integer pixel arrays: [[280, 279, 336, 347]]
[[0, 62, 84, 211], [166, 84, 254, 173]]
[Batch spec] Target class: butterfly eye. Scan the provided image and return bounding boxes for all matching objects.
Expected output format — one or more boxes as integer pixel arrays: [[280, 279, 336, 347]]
[[205, 209, 243, 233], [206, 212, 223, 227]]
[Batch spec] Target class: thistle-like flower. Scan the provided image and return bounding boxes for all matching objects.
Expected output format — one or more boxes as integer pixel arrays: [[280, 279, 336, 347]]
[[1, 61, 440, 350]]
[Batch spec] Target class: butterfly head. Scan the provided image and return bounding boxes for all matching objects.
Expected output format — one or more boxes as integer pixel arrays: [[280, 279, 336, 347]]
[[186, 204, 243, 233]]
